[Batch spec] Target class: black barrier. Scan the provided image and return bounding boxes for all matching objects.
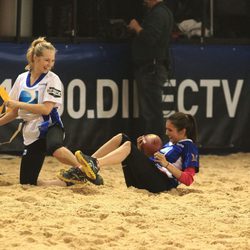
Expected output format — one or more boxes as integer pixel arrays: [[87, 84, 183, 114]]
[[0, 42, 249, 153]]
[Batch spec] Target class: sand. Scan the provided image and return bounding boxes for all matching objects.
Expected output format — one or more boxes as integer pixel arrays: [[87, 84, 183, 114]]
[[0, 153, 249, 250]]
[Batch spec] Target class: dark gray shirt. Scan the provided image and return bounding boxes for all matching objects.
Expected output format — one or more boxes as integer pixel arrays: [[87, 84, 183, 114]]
[[132, 2, 173, 67]]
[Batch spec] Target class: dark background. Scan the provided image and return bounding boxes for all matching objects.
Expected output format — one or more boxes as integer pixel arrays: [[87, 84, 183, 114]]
[[31, 0, 250, 41]]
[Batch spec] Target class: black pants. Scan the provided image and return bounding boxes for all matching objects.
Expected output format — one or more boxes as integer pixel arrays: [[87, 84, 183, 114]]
[[20, 125, 64, 185], [134, 63, 168, 140], [121, 134, 178, 193]]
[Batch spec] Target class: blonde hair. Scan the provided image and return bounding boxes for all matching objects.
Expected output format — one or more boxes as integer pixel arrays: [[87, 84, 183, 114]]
[[25, 37, 56, 71]]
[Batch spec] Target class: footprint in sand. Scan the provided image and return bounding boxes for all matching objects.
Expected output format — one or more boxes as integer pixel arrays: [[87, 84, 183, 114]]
[[16, 196, 38, 203]]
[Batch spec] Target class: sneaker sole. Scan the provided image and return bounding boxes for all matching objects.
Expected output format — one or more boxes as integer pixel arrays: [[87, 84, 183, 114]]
[[86, 174, 104, 186], [75, 150, 97, 180], [57, 171, 87, 185]]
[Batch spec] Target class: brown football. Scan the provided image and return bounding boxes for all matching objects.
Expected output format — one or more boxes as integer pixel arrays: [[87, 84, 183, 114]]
[[141, 134, 163, 157]]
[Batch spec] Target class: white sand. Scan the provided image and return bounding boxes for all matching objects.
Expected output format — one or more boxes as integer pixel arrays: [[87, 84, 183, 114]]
[[0, 153, 249, 250]]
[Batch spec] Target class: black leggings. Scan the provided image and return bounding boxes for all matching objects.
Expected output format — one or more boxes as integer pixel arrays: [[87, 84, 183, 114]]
[[121, 134, 178, 193], [20, 125, 64, 185]]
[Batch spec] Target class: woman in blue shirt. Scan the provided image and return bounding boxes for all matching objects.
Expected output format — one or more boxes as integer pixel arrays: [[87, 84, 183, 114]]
[[59, 112, 199, 193]]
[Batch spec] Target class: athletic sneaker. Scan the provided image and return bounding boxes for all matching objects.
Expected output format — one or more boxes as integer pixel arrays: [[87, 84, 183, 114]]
[[58, 169, 74, 186], [58, 167, 104, 186], [91, 174, 104, 186], [57, 167, 87, 184], [75, 150, 99, 180]]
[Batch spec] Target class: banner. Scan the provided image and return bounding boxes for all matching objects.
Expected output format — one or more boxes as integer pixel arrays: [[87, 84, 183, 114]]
[[0, 43, 249, 153]]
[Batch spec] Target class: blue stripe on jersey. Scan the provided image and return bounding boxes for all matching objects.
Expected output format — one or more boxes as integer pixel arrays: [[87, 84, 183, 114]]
[[183, 153, 199, 172], [26, 72, 47, 87], [150, 140, 199, 173], [180, 141, 199, 172], [160, 143, 183, 163], [38, 108, 63, 138], [50, 108, 63, 128]]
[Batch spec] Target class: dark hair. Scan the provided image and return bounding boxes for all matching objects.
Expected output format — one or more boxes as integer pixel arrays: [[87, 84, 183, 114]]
[[168, 112, 198, 143]]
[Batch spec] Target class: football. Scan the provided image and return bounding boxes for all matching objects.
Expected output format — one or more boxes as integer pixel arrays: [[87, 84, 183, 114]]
[[141, 134, 163, 157]]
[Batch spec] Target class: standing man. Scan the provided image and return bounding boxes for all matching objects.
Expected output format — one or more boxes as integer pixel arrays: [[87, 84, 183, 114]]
[[128, 0, 173, 140]]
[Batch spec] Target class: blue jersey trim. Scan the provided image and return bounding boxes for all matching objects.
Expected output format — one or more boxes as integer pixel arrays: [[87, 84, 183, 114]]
[[38, 108, 63, 138], [150, 140, 199, 173], [26, 72, 47, 88]]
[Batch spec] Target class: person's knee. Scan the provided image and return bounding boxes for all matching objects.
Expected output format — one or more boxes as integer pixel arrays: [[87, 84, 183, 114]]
[[123, 141, 131, 154], [46, 126, 64, 155], [114, 133, 122, 141], [114, 133, 132, 146], [120, 133, 131, 144], [52, 147, 63, 159], [112, 133, 125, 145]]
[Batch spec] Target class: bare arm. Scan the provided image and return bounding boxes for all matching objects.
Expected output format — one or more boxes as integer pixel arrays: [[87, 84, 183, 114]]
[[154, 151, 182, 179], [154, 151, 196, 186], [6, 100, 55, 116], [0, 109, 18, 126]]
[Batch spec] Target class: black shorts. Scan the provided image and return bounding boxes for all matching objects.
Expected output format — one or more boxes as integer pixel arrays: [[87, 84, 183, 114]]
[[20, 124, 64, 185], [121, 134, 178, 193]]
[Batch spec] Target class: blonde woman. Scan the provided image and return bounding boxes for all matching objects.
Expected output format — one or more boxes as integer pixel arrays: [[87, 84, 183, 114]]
[[0, 37, 103, 186]]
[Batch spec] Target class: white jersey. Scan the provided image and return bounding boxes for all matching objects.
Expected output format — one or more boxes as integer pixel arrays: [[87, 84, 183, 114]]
[[9, 71, 63, 145]]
